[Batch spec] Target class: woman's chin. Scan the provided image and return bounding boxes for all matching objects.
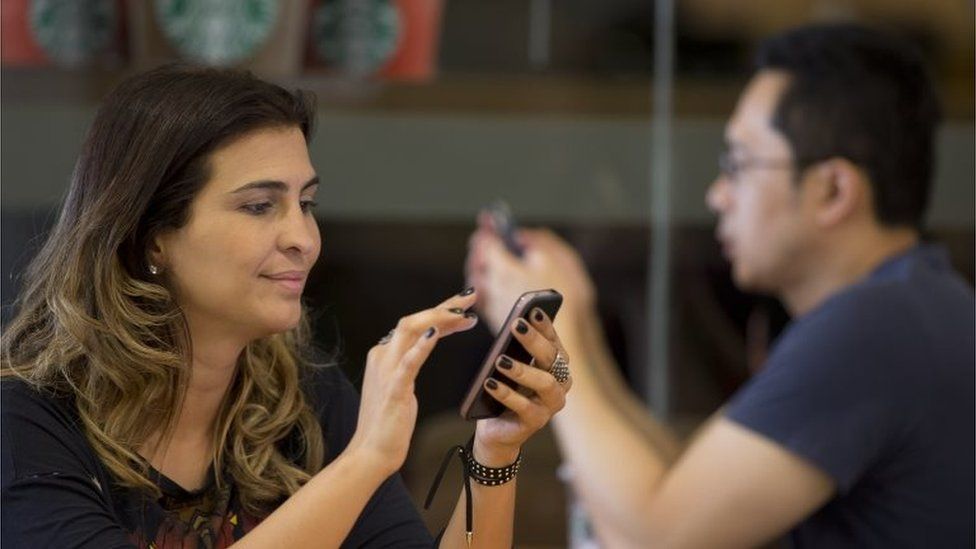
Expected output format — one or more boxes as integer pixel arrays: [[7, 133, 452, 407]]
[[256, 309, 303, 336]]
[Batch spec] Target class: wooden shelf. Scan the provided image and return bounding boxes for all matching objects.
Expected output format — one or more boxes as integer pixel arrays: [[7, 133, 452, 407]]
[[3, 68, 972, 119]]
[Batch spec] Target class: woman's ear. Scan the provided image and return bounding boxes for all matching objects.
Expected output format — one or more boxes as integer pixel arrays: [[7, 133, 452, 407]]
[[813, 158, 868, 228], [146, 235, 166, 274]]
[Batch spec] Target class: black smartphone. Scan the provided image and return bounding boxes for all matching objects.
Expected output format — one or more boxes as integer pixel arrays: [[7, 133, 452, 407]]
[[487, 200, 524, 257], [460, 289, 563, 420]]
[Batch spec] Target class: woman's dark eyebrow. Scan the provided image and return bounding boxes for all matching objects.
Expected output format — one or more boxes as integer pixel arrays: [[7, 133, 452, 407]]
[[231, 176, 319, 194]]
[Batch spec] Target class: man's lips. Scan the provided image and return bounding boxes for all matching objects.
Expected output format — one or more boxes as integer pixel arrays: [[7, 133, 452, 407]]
[[715, 229, 735, 259], [721, 241, 736, 260]]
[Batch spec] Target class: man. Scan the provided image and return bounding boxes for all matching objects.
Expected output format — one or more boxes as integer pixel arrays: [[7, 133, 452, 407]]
[[466, 24, 974, 547]]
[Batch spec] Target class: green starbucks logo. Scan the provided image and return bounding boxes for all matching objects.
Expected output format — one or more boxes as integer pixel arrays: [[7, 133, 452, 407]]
[[29, 0, 116, 67], [155, 0, 278, 66], [312, 0, 401, 75]]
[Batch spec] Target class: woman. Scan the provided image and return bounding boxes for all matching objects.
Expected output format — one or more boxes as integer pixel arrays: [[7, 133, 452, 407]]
[[1, 65, 572, 548]]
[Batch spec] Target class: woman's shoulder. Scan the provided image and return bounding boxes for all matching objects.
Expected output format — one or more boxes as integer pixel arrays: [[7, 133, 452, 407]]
[[301, 363, 358, 408], [299, 364, 361, 459], [1, 377, 77, 426], [1, 378, 102, 486]]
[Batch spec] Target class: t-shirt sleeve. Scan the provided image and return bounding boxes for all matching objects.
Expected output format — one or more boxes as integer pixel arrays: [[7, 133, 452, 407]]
[[1, 381, 136, 549], [306, 366, 434, 548], [724, 294, 918, 493]]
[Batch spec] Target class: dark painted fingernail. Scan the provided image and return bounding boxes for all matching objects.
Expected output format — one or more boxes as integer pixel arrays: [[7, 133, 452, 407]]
[[448, 307, 465, 314], [464, 311, 478, 319], [533, 308, 545, 322], [515, 319, 529, 334], [459, 286, 475, 296], [425, 327, 436, 338], [485, 378, 499, 390], [497, 356, 513, 370]]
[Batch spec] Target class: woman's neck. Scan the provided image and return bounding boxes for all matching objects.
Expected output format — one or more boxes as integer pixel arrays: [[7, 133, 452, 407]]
[[178, 337, 245, 439], [139, 325, 246, 489]]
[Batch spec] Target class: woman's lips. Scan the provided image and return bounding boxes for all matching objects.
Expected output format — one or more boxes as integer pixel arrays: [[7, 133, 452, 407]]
[[262, 272, 306, 293]]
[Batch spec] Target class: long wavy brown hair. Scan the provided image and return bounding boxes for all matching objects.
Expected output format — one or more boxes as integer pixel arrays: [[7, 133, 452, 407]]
[[1, 64, 325, 514]]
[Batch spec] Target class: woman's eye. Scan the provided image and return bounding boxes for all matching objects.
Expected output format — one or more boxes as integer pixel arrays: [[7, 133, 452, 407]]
[[300, 200, 318, 213], [242, 202, 272, 215]]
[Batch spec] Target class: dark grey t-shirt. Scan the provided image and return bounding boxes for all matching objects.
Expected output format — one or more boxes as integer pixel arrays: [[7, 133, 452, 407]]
[[726, 244, 975, 548]]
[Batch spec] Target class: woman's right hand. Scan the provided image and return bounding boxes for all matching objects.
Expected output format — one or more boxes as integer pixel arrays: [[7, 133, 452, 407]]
[[346, 289, 479, 476]]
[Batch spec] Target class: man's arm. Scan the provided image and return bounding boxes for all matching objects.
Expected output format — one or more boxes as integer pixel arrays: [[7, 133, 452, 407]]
[[576, 309, 682, 462], [553, 315, 835, 548], [637, 418, 833, 547]]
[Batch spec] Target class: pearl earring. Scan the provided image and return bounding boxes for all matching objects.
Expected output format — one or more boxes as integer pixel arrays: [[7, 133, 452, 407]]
[[148, 264, 160, 275]]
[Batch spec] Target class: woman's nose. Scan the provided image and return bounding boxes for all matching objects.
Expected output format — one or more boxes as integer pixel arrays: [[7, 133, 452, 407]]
[[279, 207, 318, 256]]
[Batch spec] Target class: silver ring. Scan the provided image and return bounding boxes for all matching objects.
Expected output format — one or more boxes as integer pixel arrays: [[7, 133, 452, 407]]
[[550, 350, 570, 384], [378, 329, 395, 345]]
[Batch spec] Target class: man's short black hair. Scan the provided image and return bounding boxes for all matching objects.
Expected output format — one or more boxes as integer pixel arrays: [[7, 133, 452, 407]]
[[756, 23, 942, 229]]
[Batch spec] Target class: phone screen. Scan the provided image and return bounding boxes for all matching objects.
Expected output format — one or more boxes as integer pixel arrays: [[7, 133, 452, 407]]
[[460, 289, 562, 420]]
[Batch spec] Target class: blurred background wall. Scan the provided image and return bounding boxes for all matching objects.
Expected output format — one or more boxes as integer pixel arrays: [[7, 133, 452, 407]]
[[2, 1, 973, 546]]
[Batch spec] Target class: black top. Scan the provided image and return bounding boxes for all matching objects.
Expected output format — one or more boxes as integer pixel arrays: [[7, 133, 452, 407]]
[[726, 245, 976, 548], [1, 365, 434, 548]]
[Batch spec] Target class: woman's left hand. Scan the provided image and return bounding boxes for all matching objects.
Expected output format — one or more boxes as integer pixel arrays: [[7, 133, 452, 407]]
[[472, 307, 572, 466]]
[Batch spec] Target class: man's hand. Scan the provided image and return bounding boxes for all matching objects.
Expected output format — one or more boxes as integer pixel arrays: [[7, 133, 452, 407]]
[[465, 213, 596, 335]]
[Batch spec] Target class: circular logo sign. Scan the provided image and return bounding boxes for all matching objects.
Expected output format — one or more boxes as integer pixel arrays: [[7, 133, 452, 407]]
[[29, 0, 117, 67], [312, 0, 401, 75], [155, 0, 278, 66]]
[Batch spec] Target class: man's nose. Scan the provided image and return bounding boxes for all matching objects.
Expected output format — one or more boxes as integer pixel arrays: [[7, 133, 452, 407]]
[[706, 175, 732, 214]]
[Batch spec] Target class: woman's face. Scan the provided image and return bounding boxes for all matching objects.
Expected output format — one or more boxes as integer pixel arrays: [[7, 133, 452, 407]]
[[153, 126, 321, 342]]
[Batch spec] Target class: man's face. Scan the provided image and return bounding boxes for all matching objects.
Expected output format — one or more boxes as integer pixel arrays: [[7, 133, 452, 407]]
[[706, 70, 817, 294]]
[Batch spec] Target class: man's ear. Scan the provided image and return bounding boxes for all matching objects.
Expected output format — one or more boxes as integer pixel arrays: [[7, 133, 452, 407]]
[[811, 158, 868, 228]]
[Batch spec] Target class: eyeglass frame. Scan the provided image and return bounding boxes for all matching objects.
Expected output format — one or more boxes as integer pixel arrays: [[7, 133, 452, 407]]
[[717, 149, 798, 183]]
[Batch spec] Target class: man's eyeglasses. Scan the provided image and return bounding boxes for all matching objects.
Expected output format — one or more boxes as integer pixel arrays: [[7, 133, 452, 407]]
[[718, 150, 795, 182]]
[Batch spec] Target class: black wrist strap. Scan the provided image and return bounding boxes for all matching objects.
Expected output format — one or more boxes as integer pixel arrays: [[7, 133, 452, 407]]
[[424, 435, 475, 546], [424, 435, 522, 546]]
